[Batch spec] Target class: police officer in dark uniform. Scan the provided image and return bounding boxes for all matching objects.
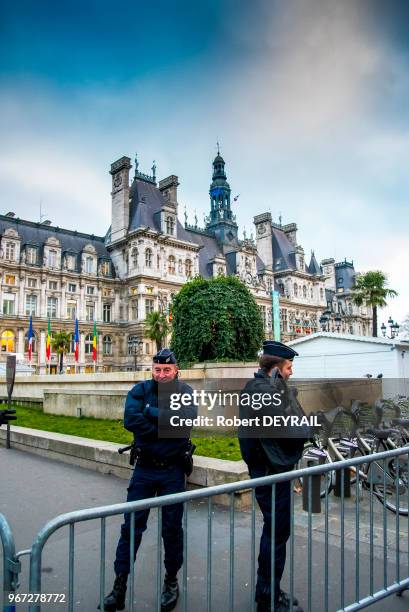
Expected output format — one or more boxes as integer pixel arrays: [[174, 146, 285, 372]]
[[239, 340, 306, 612], [102, 348, 197, 612], [0, 408, 16, 426]]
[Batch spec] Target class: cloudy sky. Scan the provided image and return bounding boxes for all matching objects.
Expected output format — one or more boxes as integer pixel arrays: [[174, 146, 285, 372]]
[[1, 0, 408, 325]]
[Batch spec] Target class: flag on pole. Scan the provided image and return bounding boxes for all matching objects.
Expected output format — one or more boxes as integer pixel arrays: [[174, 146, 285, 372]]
[[46, 319, 51, 361], [233, 194, 240, 202], [74, 318, 79, 362], [28, 315, 34, 362], [92, 320, 97, 361]]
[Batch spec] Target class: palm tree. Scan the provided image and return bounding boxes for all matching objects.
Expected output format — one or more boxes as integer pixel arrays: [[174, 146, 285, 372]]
[[351, 271, 398, 337], [144, 311, 170, 352], [52, 330, 71, 374]]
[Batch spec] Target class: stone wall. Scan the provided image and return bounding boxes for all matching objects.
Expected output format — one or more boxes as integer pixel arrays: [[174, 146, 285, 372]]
[[2, 364, 383, 424]]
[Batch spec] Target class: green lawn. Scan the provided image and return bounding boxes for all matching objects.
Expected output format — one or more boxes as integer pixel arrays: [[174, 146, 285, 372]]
[[9, 404, 242, 461]]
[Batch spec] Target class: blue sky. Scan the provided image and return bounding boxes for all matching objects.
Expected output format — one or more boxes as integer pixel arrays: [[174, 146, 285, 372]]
[[1, 0, 408, 325]]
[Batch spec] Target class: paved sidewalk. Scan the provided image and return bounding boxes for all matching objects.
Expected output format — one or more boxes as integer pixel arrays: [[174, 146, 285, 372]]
[[1, 446, 408, 611]]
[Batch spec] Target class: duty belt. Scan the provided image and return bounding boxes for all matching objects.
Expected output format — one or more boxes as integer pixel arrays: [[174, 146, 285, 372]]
[[134, 454, 181, 469]]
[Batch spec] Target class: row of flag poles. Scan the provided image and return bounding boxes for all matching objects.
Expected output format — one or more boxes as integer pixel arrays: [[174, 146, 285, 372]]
[[27, 315, 98, 372]]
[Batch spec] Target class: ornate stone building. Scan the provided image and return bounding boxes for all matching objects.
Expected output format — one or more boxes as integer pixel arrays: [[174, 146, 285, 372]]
[[0, 152, 371, 372]]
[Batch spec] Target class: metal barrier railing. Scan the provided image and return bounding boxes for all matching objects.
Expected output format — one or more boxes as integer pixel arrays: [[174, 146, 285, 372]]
[[5, 446, 409, 611], [0, 513, 20, 612]]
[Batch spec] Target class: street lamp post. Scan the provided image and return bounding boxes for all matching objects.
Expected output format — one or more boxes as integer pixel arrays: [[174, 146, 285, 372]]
[[128, 336, 143, 371], [319, 310, 343, 333], [381, 317, 400, 339]]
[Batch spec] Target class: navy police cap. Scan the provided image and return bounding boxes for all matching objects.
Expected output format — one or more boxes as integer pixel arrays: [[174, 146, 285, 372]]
[[262, 340, 298, 360], [153, 348, 177, 364]]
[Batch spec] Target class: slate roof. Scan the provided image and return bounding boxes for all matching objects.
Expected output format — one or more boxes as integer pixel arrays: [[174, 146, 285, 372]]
[[183, 229, 224, 278], [271, 228, 296, 271], [128, 177, 225, 279], [0, 215, 110, 259], [308, 251, 321, 275], [335, 261, 356, 292]]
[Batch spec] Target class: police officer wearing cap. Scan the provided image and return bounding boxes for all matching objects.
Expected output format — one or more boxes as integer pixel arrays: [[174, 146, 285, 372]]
[[239, 341, 307, 612], [102, 348, 197, 612]]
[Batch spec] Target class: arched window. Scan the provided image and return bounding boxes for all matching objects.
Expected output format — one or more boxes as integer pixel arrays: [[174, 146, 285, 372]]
[[166, 216, 175, 235], [303, 285, 307, 298], [69, 333, 75, 353], [145, 248, 152, 268], [294, 283, 298, 297], [168, 255, 176, 274], [185, 259, 193, 278], [1, 330, 15, 352], [24, 331, 38, 353], [310, 287, 313, 299], [103, 335, 112, 355], [132, 247, 138, 268], [85, 333, 93, 354], [320, 288, 324, 300]]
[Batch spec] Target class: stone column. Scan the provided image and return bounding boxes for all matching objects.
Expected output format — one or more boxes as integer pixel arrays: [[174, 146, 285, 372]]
[[97, 287, 102, 322], [39, 329, 46, 374], [18, 278, 25, 315], [60, 283, 67, 320], [114, 289, 120, 321], [98, 333, 103, 371], [17, 327, 24, 354], [139, 295, 146, 321], [80, 331, 85, 371], [40, 279, 47, 317], [79, 284, 85, 321]]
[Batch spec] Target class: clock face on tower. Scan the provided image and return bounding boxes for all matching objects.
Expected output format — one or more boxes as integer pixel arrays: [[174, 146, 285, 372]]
[[113, 173, 123, 188]]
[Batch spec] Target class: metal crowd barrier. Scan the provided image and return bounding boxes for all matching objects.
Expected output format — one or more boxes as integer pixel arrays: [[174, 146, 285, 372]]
[[0, 513, 19, 612], [3, 446, 409, 612]]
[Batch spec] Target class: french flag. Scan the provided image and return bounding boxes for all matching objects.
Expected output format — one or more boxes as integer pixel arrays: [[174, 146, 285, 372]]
[[74, 318, 79, 362], [28, 315, 34, 361]]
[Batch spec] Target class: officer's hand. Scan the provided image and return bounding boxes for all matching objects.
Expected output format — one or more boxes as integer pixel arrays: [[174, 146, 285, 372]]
[[143, 406, 159, 421], [0, 409, 17, 426]]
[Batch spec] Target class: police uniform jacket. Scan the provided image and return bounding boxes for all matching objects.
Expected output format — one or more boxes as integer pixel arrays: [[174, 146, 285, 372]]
[[124, 378, 196, 461], [238, 369, 307, 468]]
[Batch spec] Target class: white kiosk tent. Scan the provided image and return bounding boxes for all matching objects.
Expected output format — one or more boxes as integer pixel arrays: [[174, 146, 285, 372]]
[[288, 333, 409, 396]]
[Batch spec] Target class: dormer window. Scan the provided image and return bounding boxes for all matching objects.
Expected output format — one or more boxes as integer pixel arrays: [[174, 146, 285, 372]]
[[66, 254, 76, 271], [166, 216, 175, 235], [5, 241, 15, 261], [100, 261, 110, 276], [48, 249, 57, 268], [85, 256, 93, 274], [26, 246, 38, 265]]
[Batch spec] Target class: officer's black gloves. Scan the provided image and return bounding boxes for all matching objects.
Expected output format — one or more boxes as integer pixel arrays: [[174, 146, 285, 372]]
[[0, 409, 17, 426], [143, 406, 159, 421]]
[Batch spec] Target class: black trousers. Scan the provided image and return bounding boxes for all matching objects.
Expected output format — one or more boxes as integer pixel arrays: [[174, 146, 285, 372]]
[[249, 464, 293, 604], [114, 463, 185, 577]]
